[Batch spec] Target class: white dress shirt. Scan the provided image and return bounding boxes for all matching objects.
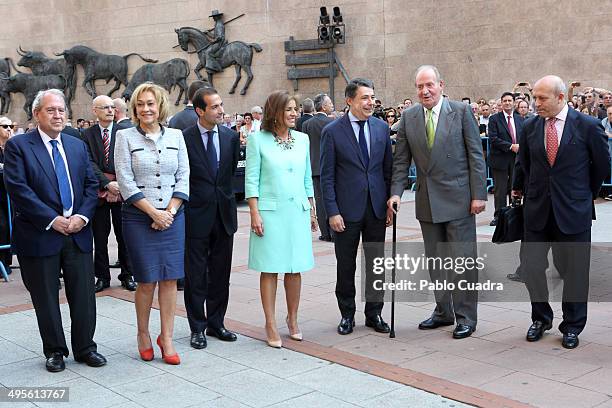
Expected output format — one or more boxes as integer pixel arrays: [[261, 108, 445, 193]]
[[39, 128, 89, 229]]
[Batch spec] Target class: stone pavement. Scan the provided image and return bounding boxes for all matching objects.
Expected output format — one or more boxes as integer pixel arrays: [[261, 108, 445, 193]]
[[1, 192, 612, 408], [0, 297, 468, 408]]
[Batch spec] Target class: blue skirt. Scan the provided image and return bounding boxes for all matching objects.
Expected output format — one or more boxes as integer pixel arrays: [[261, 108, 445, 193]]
[[122, 208, 185, 283]]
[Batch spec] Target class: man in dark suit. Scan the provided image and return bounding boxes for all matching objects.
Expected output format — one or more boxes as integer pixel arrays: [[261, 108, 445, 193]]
[[169, 80, 209, 132], [321, 78, 393, 335], [183, 87, 240, 349], [302, 93, 334, 242], [488, 91, 523, 226], [295, 98, 314, 132], [113, 98, 134, 129], [82, 95, 135, 292], [388, 65, 487, 339], [4, 89, 106, 372], [518, 75, 610, 349]]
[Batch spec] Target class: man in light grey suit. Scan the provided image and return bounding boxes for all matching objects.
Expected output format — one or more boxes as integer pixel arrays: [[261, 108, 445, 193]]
[[388, 65, 487, 339]]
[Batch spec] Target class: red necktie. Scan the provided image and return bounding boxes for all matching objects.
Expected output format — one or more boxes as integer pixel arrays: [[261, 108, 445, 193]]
[[102, 128, 110, 165], [545, 118, 558, 166], [507, 115, 515, 144]]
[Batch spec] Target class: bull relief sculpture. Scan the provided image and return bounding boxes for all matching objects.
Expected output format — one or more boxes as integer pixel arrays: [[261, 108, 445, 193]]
[[122, 58, 192, 105], [55, 45, 157, 98], [175, 10, 262, 95]]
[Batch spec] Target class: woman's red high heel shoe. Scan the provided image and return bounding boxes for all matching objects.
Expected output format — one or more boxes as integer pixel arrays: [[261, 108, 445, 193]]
[[138, 336, 154, 361], [156, 335, 180, 365]]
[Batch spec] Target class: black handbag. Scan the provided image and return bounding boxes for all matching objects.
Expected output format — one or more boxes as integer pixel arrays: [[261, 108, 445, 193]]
[[492, 198, 524, 243]]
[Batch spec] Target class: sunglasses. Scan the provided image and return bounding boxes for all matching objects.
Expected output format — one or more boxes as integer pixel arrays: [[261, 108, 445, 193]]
[[0, 124, 14, 129], [386, 115, 395, 118]]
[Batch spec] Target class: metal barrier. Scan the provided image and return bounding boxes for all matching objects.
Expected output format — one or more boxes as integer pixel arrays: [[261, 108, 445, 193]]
[[603, 138, 612, 188], [0, 197, 11, 282]]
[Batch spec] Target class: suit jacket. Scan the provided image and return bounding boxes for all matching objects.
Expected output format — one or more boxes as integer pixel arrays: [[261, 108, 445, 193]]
[[296, 113, 314, 132], [183, 124, 240, 238], [391, 99, 487, 223], [81, 123, 119, 191], [488, 111, 524, 170], [3, 129, 98, 256], [169, 106, 198, 132], [116, 118, 134, 129], [519, 108, 610, 235], [320, 114, 393, 222], [302, 112, 333, 176]]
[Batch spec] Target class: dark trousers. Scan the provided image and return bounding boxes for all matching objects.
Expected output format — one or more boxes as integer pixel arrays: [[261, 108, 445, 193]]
[[184, 212, 234, 333], [312, 176, 332, 239], [19, 236, 97, 358], [93, 202, 131, 282], [334, 197, 386, 319], [524, 210, 590, 335], [492, 160, 515, 214], [419, 215, 478, 328]]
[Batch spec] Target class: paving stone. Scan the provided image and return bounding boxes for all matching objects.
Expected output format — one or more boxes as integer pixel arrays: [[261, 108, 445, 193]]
[[67, 353, 165, 387], [268, 391, 360, 407], [35, 377, 129, 408], [155, 349, 248, 382], [114, 373, 220, 408], [0, 339, 38, 365], [0, 358, 80, 387], [287, 364, 402, 404], [226, 346, 330, 379], [200, 368, 312, 408], [357, 386, 472, 408]]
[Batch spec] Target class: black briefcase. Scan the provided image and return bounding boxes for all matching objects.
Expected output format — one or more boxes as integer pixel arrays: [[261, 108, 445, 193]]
[[492, 198, 524, 243]]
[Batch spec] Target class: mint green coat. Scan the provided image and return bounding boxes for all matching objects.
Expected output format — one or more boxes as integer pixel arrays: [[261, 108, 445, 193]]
[[245, 130, 315, 273]]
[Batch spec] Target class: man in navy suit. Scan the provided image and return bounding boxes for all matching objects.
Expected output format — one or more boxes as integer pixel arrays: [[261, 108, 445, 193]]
[[488, 91, 523, 226], [320, 78, 393, 335], [4, 89, 106, 372], [518, 76, 610, 349], [183, 87, 240, 349]]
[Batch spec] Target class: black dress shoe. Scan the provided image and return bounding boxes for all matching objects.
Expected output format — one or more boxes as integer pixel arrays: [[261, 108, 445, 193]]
[[190, 332, 207, 349], [526, 321, 552, 342], [121, 278, 137, 291], [46, 352, 65, 373], [506, 273, 524, 283], [337, 317, 355, 335], [94, 279, 110, 293], [177, 278, 185, 291], [75, 351, 107, 367], [418, 317, 454, 330], [365, 315, 390, 333], [109, 260, 121, 268], [562, 333, 579, 349], [489, 217, 498, 226], [453, 324, 475, 339], [206, 327, 237, 342], [318, 235, 333, 242]]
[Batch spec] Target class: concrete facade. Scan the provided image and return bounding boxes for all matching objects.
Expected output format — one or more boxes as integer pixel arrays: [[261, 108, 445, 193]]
[[0, 0, 610, 123]]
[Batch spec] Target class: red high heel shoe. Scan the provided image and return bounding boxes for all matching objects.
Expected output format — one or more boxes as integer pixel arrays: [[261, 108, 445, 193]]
[[156, 335, 180, 365], [138, 336, 154, 361]]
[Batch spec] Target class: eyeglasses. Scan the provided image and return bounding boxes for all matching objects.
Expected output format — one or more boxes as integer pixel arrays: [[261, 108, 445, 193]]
[[386, 115, 395, 118], [94, 105, 115, 110], [0, 124, 14, 129]]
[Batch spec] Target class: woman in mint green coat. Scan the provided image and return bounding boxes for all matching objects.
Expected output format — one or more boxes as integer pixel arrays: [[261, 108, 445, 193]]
[[245, 91, 317, 348]]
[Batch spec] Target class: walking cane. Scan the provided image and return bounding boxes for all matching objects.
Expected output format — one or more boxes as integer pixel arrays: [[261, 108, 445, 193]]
[[390, 202, 397, 338]]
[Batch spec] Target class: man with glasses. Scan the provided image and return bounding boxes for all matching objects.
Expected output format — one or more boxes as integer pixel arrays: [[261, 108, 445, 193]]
[[81, 95, 135, 292]]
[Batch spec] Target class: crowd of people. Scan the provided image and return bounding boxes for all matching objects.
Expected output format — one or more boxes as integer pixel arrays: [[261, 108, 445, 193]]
[[0, 65, 610, 373]]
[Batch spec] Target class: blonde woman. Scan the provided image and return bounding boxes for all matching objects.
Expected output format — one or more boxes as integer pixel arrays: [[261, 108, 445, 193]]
[[115, 83, 189, 364]]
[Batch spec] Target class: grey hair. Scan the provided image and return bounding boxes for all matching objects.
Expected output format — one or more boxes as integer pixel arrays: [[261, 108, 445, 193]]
[[32, 89, 66, 113], [551, 77, 567, 96], [415, 65, 443, 83], [301, 98, 314, 113], [251, 105, 262, 114], [113, 98, 128, 114], [0, 116, 11, 125], [314, 93, 329, 112]]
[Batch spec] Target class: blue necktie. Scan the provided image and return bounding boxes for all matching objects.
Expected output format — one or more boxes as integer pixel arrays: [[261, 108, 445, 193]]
[[206, 130, 218, 178], [49, 139, 72, 212], [357, 120, 369, 168]]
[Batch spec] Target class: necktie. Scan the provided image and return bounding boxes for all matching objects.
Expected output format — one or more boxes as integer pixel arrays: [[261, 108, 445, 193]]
[[426, 109, 435, 149], [206, 130, 218, 178], [507, 115, 516, 144], [357, 120, 369, 168], [102, 128, 110, 164], [49, 139, 72, 211], [545, 118, 558, 166]]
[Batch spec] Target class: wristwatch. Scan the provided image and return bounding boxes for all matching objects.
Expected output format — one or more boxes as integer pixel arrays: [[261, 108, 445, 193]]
[[169, 207, 177, 216]]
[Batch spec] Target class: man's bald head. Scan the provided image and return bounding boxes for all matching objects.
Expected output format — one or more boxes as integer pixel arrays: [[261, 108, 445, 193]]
[[532, 75, 566, 118], [92, 95, 115, 125]]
